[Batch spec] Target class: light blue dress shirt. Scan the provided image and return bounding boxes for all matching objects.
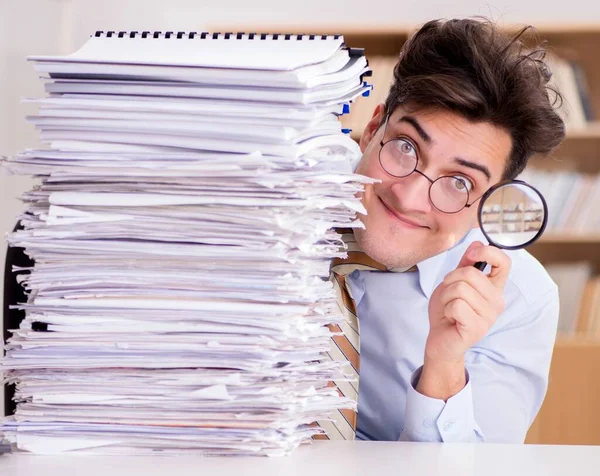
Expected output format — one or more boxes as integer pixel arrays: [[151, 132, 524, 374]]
[[346, 227, 559, 443]]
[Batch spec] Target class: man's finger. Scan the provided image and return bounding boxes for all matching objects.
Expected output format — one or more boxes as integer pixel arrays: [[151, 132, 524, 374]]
[[441, 280, 488, 319], [444, 298, 491, 340], [455, 243, 511, 289], [466, 245, 511, 289], [444, 298, 479, 330], [455, 241, 485, 269], [443, 266, 498, 303]]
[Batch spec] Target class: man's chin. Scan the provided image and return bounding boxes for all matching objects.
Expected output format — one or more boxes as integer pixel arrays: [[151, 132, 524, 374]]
[[353, 226, 421, 269]]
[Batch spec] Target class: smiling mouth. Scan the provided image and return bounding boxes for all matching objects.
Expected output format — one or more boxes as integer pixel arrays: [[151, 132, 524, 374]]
[[379, 197, 428, 229]]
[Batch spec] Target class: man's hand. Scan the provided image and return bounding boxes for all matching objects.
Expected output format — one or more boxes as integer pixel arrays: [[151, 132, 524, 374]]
[[416, 241, 511, 401]]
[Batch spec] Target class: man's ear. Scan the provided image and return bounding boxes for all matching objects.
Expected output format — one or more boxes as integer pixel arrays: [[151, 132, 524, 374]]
[[359, 103, 386, 153]]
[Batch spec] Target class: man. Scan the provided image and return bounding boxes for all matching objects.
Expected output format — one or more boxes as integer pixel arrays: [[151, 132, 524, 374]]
[[339, 18, 565, 443]]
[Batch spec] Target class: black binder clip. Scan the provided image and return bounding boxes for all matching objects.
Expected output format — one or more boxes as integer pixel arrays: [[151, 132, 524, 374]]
[[348, 48, 365, 58]]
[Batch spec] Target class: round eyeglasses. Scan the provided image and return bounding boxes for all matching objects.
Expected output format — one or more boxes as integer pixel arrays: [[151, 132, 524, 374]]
[[378, 115, 483, 214]]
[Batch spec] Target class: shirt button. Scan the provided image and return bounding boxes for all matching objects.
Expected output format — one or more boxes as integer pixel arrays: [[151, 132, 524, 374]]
[[423, 419, 433, 428], [442, 420, 455, 432]]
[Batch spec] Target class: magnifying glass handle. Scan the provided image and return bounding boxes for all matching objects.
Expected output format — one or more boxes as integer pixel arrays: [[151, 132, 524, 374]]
[[474, 261, 487, 272]]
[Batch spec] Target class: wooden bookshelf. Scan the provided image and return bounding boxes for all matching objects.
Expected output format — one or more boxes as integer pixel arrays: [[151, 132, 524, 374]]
[[526, 333, 600, 445], [216, 23, 600, 445], [562, 122, 600, 138], [540, 233, 600, 244]]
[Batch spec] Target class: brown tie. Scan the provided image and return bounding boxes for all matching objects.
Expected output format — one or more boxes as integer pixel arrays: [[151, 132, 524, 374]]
[[315, 229, 417, 440]]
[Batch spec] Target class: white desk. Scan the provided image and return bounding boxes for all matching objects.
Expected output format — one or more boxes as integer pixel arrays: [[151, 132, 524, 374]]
[[1, 441, 599, 476]]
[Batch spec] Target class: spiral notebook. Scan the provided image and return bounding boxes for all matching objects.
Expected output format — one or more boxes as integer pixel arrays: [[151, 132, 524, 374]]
[[30, 31, 356, 71], [24, 30, 371, 150], [30, 31, 369, 92]]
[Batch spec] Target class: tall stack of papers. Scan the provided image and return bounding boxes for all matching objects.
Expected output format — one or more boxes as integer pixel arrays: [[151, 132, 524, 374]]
[[1, 31, 375, 456]]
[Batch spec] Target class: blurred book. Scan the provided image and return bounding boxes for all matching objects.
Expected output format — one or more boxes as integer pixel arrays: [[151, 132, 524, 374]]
[[544, 262, 600, 335], [545, 53, 591, 131], [518, 169, 600, 233], [576, 277, 600, 333], [545, 262, 594, 333]]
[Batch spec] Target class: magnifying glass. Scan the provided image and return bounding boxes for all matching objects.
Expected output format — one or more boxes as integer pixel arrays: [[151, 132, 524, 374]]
[[474, 180, 548, 271]]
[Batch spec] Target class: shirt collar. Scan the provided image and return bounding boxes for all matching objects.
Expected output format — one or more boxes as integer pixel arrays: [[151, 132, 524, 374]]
[[415, 248, 449, 299], [340, 227, 486, 299]]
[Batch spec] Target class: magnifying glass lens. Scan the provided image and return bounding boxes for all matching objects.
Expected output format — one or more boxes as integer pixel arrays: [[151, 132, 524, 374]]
[[479, 182, 547, 249], [474, 180, 548, 271]]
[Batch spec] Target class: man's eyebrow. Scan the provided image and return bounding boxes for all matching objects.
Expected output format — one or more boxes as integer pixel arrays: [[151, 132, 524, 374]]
[[396, 115, 492, 181], [397, 115, 431, 143], [454, 157, 491, 181]]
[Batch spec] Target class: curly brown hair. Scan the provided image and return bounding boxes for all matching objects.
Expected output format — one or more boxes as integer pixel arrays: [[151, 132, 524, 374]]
[[383, 18, 566, 180]]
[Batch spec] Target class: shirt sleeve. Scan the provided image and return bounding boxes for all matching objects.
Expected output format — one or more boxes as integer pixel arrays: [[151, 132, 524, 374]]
[[399, 290, 559, 443], [399, 366, 482, 442]]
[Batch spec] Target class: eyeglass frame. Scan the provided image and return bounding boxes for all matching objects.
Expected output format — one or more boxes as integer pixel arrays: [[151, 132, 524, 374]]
[[378, 113, 487, 214]]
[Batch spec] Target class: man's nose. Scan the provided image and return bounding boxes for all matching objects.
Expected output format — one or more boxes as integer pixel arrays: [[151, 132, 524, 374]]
[[389, 172, 433, 213]]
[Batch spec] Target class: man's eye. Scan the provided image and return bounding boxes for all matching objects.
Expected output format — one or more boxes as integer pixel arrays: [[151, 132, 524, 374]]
[[394, 139, 416, 156], [452, 176, 474, 192]]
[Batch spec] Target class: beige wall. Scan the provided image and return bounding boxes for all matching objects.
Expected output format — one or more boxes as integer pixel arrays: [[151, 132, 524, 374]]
[[66, 0, 600, 48]]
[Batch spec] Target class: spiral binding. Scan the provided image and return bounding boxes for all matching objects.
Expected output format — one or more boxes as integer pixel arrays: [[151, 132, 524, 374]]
[[93, 31, 343, 41], [90, 30, 366, 62]]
